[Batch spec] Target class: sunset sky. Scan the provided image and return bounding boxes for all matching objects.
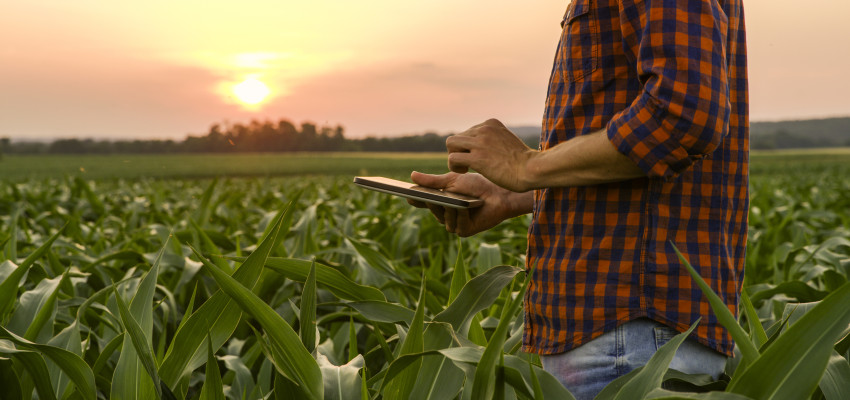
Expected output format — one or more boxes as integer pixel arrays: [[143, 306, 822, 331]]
[[2, 0, 849, 140]]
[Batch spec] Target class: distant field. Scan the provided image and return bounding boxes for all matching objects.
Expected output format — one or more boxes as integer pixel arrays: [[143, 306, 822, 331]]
[[0, 152, 449, 181], [1, 149, 849, 181]]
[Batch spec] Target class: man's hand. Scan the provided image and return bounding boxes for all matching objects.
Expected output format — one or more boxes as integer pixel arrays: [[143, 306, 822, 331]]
[[446, 119, 538, 192], [406, 171, 532, 237]]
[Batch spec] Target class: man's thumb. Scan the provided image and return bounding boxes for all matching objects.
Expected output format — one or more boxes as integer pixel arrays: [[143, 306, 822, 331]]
[[411, 171, 451, 189]]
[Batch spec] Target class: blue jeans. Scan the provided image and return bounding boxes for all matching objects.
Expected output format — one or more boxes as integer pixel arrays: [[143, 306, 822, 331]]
[[540, 318, 727, 400]]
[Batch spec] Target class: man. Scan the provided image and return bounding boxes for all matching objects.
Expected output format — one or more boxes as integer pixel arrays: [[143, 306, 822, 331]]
[[408, 0, 748, 398]]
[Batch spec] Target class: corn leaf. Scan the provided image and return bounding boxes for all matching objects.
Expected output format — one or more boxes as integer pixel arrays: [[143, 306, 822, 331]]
[[739, 289, 768, 348], [0, 326, 95, 400], [0, 359, 23, 400], [448, 239, 467, 304], [645, 389, 753, 399], [199, 334, 225, 400], [434, 265, 522, 336], [345, 301, 415, 326], [819, 350, 850, 400], [0, 224, 65, 321], [318, 353, 364, 400], [0, 342, 58, 400], [471, 269, 531, 400], [249, 257, 386, 302], [301, 261, 318, 353], [192, 245, 324, 400], [160, 204, 293, 389], [7, 275, 62, 342], [608, 321, 699, 400], [381, 281, 426, 399], [111, 235, 168, 400], [673, 245, 760, 363], [727, 282, 850, 399]]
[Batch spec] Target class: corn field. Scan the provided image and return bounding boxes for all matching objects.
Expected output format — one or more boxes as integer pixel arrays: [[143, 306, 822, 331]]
[[1, 165, 849, 399]]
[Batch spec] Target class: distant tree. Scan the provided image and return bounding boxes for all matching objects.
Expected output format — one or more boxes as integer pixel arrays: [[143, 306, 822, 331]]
[[0, 137, 9, 160], [299, 122, 318, 151]]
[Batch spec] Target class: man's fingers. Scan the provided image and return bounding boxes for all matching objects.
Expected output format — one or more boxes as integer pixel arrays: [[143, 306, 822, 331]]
[[481, 118, 506, 128], [407, 198, 427, 208], [448, 152, 473, 173], [446, 135, 477, 153], [455, 209, 473, 237], [444, 207, 457, 233], [425, 203, 446, 225]]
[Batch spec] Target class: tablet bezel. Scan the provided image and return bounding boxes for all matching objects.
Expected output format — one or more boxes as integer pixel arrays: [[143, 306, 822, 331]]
[[353, 176, 483, 209]]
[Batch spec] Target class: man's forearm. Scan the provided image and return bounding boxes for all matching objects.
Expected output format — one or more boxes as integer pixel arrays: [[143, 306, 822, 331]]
[[521, 129, 645, 190], [505, 189, 534, 217]]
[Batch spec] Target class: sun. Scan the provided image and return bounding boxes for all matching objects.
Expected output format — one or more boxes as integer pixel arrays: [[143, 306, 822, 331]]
[[232, 78, 271, 106]]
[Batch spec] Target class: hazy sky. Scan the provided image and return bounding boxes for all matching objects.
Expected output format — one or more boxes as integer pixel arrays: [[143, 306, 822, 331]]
[[2, 0, 849, 140]]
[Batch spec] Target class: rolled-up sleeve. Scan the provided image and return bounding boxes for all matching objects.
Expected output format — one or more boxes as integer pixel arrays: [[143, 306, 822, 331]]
[[606, 0, 731, 180]]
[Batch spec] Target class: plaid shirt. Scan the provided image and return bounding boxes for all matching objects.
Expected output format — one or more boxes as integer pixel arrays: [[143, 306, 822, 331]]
[[524, 0, 748, 356]]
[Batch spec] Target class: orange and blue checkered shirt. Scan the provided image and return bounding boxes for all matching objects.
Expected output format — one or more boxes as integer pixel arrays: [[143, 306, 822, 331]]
[[524, 0, 748, 356]]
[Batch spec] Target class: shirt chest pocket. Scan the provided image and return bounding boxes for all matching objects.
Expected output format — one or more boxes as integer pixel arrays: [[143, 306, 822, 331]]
[[559, 0, 599, 83]]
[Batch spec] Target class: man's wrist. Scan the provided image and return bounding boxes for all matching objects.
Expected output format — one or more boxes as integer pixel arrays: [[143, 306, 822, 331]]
[[519, 149, 543, 192], [502, 189, 534, 218]]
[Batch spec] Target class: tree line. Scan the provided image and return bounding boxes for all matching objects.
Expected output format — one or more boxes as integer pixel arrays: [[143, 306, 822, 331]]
[[0, 119, 454, 155], [6, 116, 844, 156]]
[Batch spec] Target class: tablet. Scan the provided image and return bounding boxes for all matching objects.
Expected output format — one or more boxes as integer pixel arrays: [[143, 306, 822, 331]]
[[353, 176, 483, 209]]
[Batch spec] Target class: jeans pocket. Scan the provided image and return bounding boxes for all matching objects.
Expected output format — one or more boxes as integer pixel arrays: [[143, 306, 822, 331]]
[[653, 325, 680, 350]]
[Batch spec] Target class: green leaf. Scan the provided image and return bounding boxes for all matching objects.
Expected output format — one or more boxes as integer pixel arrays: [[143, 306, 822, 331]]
[[475, 243, 502, 273], [471, 269, 531, 400], [0, 359, 23, 400], [528, 357, 544, 400], [0, 224, 66, 321], [113, 287, 163, 400], [383, 346, 573, 400], [80, 250, 145, 272], [448, 240, 468, 305], [660, 369, 729, 392], [255, 257, 386, 302], [644, 388, 753, 399], [0, 326, 96, 400], [410, 323, 465, 400], [819, 350, 850, 400], [301, 261, 318, 354], [739, 289, 767, 348], [382, 281, 426, 399], [93, 332, 124, 376], [192, 245, 324, 400], [7, 274, 62, 342], [318, 353, 365, 400], [348, 316, 358, 362], [112, 234, 169, 400], [749, 281, 829, 304], [434, 265, 522, 336], [46, 321, 83, 399], [2, 206, 19, 262], [727, 282, 850, 399], [407, 265, 521, 400], [610, 321, 699, 400], [672, 245, 760, 364], [0, 341, 57, 400], [344, 237, 404, 286], [199, 334, 225, 400], [345, 301, 415, 326], [192, 177, 218, 228], [160, 203, 294, 389]]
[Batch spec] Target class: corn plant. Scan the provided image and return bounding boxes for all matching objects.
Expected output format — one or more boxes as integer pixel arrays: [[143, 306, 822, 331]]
[[0, 155, 849, 400]]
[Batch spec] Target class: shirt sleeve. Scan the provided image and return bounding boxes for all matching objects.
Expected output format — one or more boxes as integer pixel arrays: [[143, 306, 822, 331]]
[[606, 0, 731, 180]]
